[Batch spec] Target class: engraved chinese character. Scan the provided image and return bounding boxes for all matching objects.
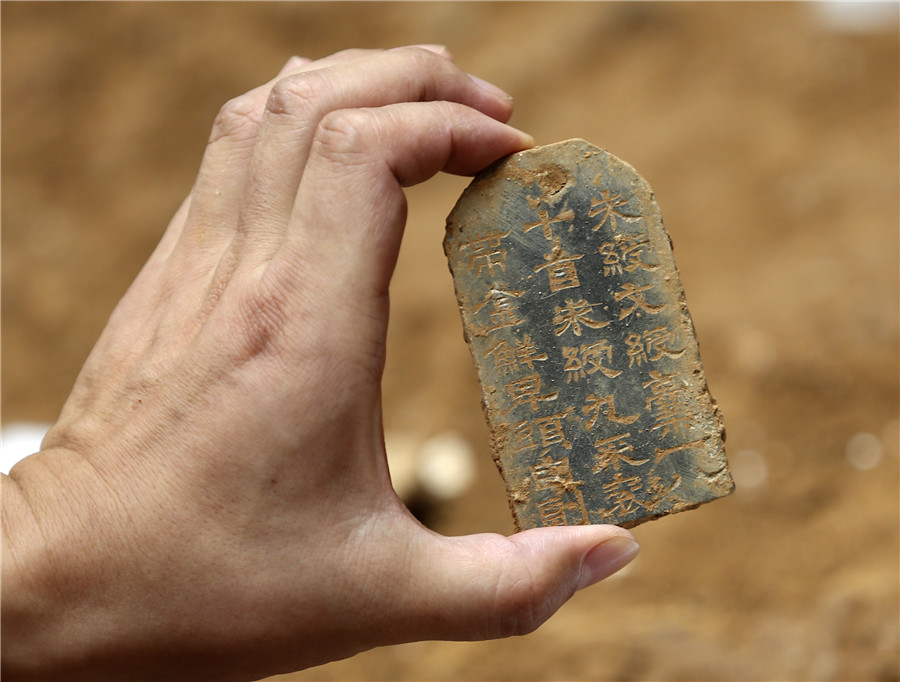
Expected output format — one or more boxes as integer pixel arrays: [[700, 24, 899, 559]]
[[553, 298, 609, 337], [643, 326, 685, 361], [562, 346, 586, 383], [614, 282, 666, 320], [510, 420, 536, 452], [592, 433, 649, 473], [536, 496, 568, 526], [598, 235, 659, 275], [582, 394, 640, 430], [625, 333, 648, 366], [504, 374, 558, 413], [494, 420, 538, 454], [537, 491, 590, 526], [653, 439, 705, 465], [627, 326, 685, 367], [602, 472, 648, 516], [646, 472, 681, 501], [523, 198, 574, 241], [562, 342, 621, 383], [459, 229, 511, 275], [580, 340, 622, 378], [515, 334, 548, 370], [599, 241, 625, 276], [531, 456, 589, 526], [531, 453, 583, 495], [588, 189, 641, 233], [486, 335, 549, 376], [486, 340, 518, 375], [474, 288, 524, 334], [643, 370, 694, 438], [534, 240, 584, 293], [619, 235, 659, 273], [533, 409, 574, 449]]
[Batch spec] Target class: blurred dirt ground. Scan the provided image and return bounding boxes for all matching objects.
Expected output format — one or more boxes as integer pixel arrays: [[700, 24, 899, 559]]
[[2, 3, 898, 681]]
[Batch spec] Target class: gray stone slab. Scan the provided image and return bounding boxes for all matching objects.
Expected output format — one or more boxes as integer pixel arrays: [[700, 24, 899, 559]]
[[444, 139, 734, 530]]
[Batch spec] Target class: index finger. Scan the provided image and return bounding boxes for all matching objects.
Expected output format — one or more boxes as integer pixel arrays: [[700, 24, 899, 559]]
[[235, 47, 517, 260]]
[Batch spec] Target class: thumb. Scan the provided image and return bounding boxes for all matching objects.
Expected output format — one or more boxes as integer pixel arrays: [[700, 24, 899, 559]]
[[402, 526, 639, 642]]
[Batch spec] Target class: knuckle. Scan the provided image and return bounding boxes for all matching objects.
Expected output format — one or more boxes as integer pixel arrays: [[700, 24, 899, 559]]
[[209, 94, 263, 144], [329, 47, 374, 62], [228, 281, 290, 366], [390, 47, 446, 99], [265, 72, 323, 117], [312, 109, 374, 160], [488, 567, 551, 638], [392, 44, 439, 68], [40, 417, 100, 455]]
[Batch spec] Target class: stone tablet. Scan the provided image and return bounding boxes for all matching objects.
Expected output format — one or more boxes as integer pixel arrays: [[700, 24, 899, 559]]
[[444, 139, 733, 530]]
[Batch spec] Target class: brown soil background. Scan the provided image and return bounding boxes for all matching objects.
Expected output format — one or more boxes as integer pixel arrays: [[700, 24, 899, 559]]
[[2, 3, 898, 681]]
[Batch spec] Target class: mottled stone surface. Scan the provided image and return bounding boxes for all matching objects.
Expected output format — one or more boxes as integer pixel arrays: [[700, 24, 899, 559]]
[[444, 139, 734, 530]]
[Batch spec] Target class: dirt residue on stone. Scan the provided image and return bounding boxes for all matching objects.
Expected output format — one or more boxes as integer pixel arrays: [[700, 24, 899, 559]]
[[502, 161, 575, 198]]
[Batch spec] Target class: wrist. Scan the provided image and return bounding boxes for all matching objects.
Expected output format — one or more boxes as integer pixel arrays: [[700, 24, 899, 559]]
[[2, 469, 69, 679], [2, 454, 131, 680]]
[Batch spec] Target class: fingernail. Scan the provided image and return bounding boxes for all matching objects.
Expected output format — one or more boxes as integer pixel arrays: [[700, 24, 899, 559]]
[[391, 44, 452, 59], [512, 128, 536, 149], [413, 44, 450, 56], [468, 74, 514, 101], [278, 55, 310, 76], [577, 536, 640, 591]]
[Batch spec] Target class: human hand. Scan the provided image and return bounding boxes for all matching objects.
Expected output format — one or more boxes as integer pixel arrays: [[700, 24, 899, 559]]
[[2, 47, 639, 681]]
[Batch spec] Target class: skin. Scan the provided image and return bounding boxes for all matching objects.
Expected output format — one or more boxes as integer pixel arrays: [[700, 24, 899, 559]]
[[1, 47, 639, 682]]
